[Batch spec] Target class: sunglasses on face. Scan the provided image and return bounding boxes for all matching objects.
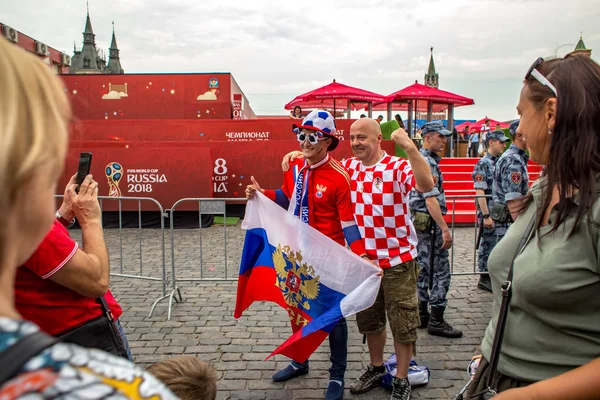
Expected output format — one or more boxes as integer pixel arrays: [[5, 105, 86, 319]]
[[296, 131, 325, 145], [525, 57, 558, 97]]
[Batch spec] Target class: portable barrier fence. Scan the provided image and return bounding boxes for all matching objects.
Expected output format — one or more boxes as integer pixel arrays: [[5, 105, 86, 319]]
[[446, 194, 493, 276], [164, 198, 247, 320], [53, 194, 494, 321], [54, 195, 169, 318]]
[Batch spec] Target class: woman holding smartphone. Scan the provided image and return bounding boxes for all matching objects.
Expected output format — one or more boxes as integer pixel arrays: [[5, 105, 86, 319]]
[[0, 37, 176, 398]]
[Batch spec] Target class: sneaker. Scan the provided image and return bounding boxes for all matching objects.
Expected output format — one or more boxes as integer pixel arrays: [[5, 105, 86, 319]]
[[272, 361, 309, 382], [349, 364, 385, 394], [325, 380, 344, 400], [391, 377, 411, 400]]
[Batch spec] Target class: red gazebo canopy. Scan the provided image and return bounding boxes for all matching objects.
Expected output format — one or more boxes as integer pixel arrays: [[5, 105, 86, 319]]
[[383, 82, 474, 106], [285, 79, 386, 110], [455, 120, 475, 131], [462, 118, 510, 131], [360, 102, 452, 112], [286, 99, 365, 112]]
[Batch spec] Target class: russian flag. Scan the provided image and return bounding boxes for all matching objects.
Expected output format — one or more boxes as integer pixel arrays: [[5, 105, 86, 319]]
[[234, 191, 381, 363]]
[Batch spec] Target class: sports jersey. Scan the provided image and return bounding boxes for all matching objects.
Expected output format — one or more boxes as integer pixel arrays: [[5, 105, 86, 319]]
[[14, 220, 123, 336], [342, 152, 417, 268], [0, 318, 177, 399], [263, 154, 366, 256]]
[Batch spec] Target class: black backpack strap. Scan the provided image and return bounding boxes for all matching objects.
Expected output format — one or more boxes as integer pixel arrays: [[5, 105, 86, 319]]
[[0, 331, 58, 385]]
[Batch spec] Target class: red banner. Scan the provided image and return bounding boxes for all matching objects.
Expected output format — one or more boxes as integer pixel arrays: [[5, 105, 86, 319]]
[[70, 119, 353, 143], [64, 139, 397, 210], [63, 147, 213, 211], [61, 74, 232, 120]]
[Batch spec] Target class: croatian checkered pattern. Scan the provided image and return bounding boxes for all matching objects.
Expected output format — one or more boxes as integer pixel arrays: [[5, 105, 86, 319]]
[[342, 153, 418, 268], [301, 110, 337, 135]]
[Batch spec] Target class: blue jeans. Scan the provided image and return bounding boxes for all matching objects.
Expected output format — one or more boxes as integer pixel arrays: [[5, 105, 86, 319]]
[[292, 318, 348, 381], [115, 318, 133, 361]]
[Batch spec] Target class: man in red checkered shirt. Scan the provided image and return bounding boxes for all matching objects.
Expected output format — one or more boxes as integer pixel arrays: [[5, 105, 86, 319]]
[[283, 118, 433, 400]]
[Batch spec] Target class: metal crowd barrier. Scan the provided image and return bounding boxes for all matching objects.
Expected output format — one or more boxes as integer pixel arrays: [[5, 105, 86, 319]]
[[53, 192, 494, 321], [446, 194, 493, 276], [54, 195, 169, 318], [163, 198, 246, 320], [160, 195, 490, 319]]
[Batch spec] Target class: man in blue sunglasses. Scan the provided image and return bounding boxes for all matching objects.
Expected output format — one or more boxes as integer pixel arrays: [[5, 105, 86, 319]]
[[245, 110, 370, 400]]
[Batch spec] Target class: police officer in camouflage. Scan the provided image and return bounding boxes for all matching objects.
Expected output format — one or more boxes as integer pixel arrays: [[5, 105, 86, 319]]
[[492, 120, 529, 240], [472, 130, 509, 292], [409, 121, 462, 339]]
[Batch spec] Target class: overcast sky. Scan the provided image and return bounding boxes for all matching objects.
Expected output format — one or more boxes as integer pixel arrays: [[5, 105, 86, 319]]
[[3, 0, 598, 120]]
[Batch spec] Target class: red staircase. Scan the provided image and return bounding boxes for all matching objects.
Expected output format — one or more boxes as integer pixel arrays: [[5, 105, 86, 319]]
[[439, 158, 543, 225]]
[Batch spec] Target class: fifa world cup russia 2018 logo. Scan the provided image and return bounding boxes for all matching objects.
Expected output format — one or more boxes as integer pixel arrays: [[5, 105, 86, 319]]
[[105, 162, 123, 197]]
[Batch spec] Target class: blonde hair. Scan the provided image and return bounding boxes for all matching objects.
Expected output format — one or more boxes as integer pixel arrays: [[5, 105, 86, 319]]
[[0, 37, 69, 252], [147, 356, 217, 400]]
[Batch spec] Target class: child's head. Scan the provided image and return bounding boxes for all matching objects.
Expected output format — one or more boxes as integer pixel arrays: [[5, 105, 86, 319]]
[[147, 356, 217, 400]]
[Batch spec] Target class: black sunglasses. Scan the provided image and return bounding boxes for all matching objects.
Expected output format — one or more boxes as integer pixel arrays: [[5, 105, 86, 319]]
[[525, 57, 558, 97]]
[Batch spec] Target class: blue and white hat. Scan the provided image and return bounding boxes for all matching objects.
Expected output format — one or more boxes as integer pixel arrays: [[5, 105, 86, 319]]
[[292, 110, 339, 151]]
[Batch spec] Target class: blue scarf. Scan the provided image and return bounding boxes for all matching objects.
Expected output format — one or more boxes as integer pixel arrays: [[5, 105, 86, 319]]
[[292, 164, 310, 224]]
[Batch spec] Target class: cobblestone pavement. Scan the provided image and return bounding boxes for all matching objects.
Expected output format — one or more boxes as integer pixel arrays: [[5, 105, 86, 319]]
[[71, 221, 491, 400]]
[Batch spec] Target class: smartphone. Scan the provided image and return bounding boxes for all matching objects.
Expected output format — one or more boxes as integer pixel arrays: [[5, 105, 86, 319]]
[[75, 152, 93, 193]]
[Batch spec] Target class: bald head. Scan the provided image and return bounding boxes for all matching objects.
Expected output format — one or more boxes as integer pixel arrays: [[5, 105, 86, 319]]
[[350, 118, 383, 164], [351, 118, 381, 137]]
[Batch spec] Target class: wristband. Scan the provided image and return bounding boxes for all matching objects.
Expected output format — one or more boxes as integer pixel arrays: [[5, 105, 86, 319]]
[[56, 210, 76, 228], [482, 214, 490, 219]]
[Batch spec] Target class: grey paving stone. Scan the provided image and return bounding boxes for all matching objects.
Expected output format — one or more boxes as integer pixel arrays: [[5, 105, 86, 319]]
[[98, 224, 489, 400]]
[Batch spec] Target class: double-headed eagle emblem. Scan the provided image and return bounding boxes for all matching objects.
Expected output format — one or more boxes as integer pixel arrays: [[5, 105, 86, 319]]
[[272, 244, 320, 310]]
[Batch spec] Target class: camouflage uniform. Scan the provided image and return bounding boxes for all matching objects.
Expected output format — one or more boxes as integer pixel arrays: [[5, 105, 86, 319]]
[[472, 153, 497, 273], [492, 144, 529, 240], [409, 148, 449, 307]]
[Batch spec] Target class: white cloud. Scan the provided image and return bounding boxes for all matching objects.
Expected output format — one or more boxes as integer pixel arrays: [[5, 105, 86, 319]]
[[102, 91, 122, 100], [197, 91, 217, 101], [2, 0, 597, 120]]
